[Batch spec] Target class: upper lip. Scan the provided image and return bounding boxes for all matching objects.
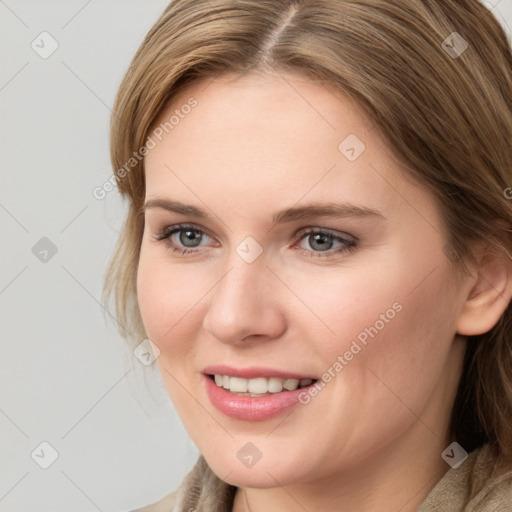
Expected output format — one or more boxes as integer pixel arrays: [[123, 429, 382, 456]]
[[203, 364, 318, 380]]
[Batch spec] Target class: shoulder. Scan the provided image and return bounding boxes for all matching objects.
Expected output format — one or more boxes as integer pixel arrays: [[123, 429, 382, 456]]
[[466, 444, 512, 511], [130, 456, 236, 512], [131, 489, 178, 512], [418, 444, 512, 512]]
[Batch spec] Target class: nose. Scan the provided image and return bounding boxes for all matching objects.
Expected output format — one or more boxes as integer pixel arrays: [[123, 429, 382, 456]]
[[202, 249, 287, 346]]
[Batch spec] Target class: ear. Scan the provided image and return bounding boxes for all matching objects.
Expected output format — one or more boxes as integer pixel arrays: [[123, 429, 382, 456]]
[[456, 245, 512, 336]]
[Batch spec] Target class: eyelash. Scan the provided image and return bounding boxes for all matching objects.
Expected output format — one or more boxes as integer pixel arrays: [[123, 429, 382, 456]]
[[153, 223, 358, 259]]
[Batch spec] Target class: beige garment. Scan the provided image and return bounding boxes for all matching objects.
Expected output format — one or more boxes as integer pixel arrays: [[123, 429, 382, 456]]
[[132, 444, 512, 512]]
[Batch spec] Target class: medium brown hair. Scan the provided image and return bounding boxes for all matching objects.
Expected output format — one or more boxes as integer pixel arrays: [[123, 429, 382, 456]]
[[103, 0, 512, 463]]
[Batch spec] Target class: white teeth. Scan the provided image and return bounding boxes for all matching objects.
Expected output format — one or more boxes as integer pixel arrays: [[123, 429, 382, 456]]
[[283, 378, 299, 391], [248, 378, 267, 394], [229, 377, 248, 393], [213, 375, 315, 394], [267, 377, 283, 393]]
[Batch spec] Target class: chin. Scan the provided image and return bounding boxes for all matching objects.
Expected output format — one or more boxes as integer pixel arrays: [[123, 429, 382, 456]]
[[212, 459, 299, 488], [200, 445, 310, 489]]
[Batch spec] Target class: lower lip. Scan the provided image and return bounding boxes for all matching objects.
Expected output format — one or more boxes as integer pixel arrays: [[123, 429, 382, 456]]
[[204, 375, 313, 421]]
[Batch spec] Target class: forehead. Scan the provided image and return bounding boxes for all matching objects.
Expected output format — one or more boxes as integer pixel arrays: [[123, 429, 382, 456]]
[[150, 70, 377, 148], [142, 70, 436, 231], [146, 71, 382, 177]]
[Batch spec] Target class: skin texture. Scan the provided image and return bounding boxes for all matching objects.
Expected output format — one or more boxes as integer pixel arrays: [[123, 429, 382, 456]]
[[137, 70, 512, 511]]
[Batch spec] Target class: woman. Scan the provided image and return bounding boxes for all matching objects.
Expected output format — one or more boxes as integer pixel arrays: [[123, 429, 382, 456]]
[[103, 0, 512, 510]]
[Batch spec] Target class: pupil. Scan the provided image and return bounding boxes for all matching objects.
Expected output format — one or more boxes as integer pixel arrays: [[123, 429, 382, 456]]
[[180, 229, 201, 247], [310, 233, 333, 252]]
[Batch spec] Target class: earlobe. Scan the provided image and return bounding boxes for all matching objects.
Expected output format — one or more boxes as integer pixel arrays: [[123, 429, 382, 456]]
[[456, 248, 512, 336]]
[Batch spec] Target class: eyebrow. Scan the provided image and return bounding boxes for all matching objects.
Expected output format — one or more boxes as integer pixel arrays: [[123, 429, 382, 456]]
[[143, 198, 385, 225]]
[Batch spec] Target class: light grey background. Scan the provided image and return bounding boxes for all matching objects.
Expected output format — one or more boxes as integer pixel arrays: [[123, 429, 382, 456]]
[[0, 1, 511, 511]]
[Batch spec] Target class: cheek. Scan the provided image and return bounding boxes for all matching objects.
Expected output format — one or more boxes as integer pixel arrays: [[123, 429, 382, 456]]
[[322, 264, 457, 423], [291, 255, 457, 399], [309, 251, 456, 365], [136, 246, 208, 344], [136, 249, 205, 409], [277, 261, 405, 358]]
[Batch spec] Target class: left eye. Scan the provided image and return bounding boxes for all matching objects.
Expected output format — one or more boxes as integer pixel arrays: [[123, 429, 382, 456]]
[[300, 230, 356, 256]]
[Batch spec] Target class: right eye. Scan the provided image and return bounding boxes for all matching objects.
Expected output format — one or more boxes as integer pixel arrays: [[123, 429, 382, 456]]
[[155, 223, 216, 256]]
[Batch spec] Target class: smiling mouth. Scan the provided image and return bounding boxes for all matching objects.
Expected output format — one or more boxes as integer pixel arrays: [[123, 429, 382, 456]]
[[208, 374, 318, 396]]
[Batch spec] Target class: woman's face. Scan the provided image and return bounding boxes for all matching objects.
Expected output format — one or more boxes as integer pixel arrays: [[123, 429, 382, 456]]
[[138, 70, 469, 488]]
